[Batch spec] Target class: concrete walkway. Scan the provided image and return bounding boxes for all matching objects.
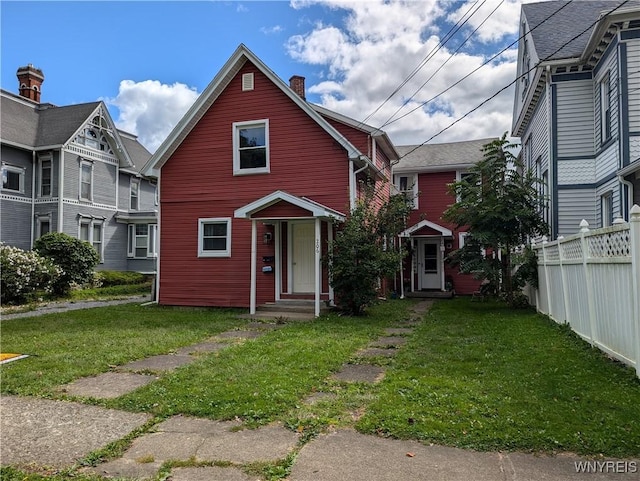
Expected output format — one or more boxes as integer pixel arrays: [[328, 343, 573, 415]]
[[1, 299, 638, 480]]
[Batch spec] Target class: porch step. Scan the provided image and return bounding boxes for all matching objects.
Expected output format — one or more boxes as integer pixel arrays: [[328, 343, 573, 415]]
[[239, 300, 333, 321], [405, 290, 454, 299], [240, 310, 317, 322]]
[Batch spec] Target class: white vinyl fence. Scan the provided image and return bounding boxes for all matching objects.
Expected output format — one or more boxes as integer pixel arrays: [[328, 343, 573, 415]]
[[532, 205, 640, 377]]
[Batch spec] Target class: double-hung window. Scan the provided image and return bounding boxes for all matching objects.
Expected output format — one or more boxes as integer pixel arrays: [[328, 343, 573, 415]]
[[40, 157, 52, 197], [600, 72, 612, 143], [601, 192, 613, 227], [79, 219, 103, 262], [198, 218, 231, 257], [394, 174, 418, 209], [79, 161, 93, 201], [127, 224, 157, 258], [130, 178, 140, 210], [233, 120, 269, 175], [2, 164, 25, 193]]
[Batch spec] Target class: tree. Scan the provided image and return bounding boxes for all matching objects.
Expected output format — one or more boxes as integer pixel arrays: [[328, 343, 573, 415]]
[[443, 133, 548, 304], [327, 182, 411, 316]]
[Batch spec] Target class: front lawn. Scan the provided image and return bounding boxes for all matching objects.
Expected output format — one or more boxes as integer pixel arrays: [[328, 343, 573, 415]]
[[1, 298, 639, 457]]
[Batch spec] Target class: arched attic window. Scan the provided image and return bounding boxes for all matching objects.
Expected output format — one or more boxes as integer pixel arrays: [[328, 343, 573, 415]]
[[75, 112, 114, 154]]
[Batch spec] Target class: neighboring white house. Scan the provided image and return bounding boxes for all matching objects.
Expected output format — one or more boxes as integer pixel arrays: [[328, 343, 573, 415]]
[[513, 0, 640, 239]]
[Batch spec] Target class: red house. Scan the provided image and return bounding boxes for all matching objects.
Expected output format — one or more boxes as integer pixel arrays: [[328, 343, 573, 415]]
[[394, 139, 491, 296], [142, 45, 396, 316]]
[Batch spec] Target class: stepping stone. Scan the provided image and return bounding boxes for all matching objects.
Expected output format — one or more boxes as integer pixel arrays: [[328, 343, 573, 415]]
[[357, 347, 398, 358], [216, 330, 263, 339], [384, 327, 414, 336], [175, 341, 228, 355], [410, 300, 433, 314], [333, 364, 385, 383], [370, 336, 407, 347], [119, 354, 194, 373], [170, 466, 256, 481], [304, 391, 337, 405], [61, 372, 156, 399], [85, 457, 161, 480], [245, 321, 283, 330]]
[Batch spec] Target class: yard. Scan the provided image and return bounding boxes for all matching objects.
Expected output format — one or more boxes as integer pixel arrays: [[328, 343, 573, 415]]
[[1, 297, 639, 470]]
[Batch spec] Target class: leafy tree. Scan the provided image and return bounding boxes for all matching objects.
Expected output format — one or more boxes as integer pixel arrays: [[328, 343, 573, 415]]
[[34, 232, 99, 295], [327, 182, 411, 315], [443, 133, 548, 305]]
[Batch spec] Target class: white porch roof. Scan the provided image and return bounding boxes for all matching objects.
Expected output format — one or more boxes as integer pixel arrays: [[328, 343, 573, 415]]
[[234, 190, 346, 221], [399, 219, 453, 238]]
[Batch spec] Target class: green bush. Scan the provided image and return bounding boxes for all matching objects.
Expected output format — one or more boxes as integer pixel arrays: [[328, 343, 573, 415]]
[[34, 232, 99, 295], [0, 243, 61, 304], [97, 270, 147, 287]]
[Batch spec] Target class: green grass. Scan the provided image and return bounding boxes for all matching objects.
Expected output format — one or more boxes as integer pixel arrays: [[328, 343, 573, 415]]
[[357, 298, 640, 457], [2, 297, 639, 465], [0, 303, 244, 397], [67, 282, 152, 300]]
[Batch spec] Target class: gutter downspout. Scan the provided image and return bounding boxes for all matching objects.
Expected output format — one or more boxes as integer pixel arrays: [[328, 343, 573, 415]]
[[619, 175, 634, 220], [30, 150, 36, 248], [58, 148, 64, 233]]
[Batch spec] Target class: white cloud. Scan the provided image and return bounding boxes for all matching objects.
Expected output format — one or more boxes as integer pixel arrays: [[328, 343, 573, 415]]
[[105, 80, 199, 153], [260, 25, 284, 35], [286, 0, 522, 146]]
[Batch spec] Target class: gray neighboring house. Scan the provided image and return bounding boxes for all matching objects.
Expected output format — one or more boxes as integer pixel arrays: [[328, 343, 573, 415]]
[[513, 0, 640, 238], [1, 65, 158, 273]]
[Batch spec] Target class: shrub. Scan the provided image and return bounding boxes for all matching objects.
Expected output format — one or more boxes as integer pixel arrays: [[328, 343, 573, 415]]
[[0, 243, 61, 304], [34, 232, 99, 295], [97, 270, 147, 287]]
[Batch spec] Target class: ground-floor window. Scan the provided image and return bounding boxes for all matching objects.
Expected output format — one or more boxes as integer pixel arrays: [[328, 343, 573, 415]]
[[79, 218, 104, 263], [128, 223, 157, 258], [198, 217, 231, 257]]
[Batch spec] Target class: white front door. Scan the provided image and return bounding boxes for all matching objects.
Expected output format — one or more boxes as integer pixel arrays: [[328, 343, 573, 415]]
[[291, 222, 315, 292], [420, 239, 441, 289]]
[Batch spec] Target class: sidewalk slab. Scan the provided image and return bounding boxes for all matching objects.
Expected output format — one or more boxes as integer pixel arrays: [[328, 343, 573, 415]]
[[332, 364, 385, 383], [119, 354, 194, 372], [384, 327, 414, 335], [170, 466, 255, 481], [175, 341, 229, 355], [356, 347, 398, 358], [0, 395, 150, 468], [216, 330, 264, 339], [370, 336, 407, 347], [61, 372, 156, 399]]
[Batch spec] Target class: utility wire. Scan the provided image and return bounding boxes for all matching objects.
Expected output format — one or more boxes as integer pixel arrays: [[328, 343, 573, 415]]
[[384, 0, 574, 128], [397, 0, 630, 161], [358, 0, 486, 127], [380, 0, 504, 128]]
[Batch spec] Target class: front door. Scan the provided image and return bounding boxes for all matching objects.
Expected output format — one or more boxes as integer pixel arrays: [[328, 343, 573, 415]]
[[291, 222, 315, 292], [420, 240, 441, 289]]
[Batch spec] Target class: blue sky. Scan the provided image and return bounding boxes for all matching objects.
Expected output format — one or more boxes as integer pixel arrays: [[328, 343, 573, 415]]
[[1, 1, 524, 152]]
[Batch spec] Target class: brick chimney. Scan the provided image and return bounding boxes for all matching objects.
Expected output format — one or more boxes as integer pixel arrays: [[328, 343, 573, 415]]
[[289, 75, 306, 100], [17, 64, 44, 103]]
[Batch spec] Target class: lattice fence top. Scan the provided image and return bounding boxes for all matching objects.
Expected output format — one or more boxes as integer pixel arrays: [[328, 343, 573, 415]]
[[587, 229, 631, 258], [544, 245, 560, 261], [561, 238, 583, 260]]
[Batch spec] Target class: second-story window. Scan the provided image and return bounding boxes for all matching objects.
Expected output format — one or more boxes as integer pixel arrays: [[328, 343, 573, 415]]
[[40, 158, 52, 197], [600, 72, 612, 143], [395, 174, 418, 209], [1, 164, 25, 193], [233, 120, 269, 175], [130, 178, 140, 210], [80, 161, 93, 201]]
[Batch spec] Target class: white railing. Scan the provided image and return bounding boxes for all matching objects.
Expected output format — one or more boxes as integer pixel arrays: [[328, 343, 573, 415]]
[[532, 205, 640, 378]]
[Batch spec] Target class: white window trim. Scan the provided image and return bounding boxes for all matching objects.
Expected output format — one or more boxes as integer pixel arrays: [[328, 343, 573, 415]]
[[36, 215, 51, 239], [456, 170, 474, 202], [599, 71, 611, 144], [38, 155, 53, 197], [232, 119, 270, 176], [130, 178, 140, 210], [394, 173, 418, 209], [458, 231, 469, 249], [127, 223, 157, 258], [198, 217, 232, 258], [2, 163, 26, 193], [79, 160, 93, 201], [78, 218, 104, 263]]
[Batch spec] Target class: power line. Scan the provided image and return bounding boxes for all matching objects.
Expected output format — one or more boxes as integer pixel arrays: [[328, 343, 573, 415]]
[[358, 0, 487, 127], [384, 0, 574, 128], [380, 0, 505, 128], [397, 0, 630, 161]]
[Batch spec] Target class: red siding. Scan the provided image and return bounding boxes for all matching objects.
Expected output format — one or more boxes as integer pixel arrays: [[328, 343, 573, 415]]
[[406, 171, 481, 295], [159, 62, 352, 307], [252, 201, 312, 219]]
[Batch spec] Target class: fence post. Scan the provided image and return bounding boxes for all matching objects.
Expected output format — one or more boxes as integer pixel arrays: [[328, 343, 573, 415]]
[[542, 236, 552, 317], [629, 204, 640, 378], [558, 235, 570, 324], [580, 220, 596, 346]]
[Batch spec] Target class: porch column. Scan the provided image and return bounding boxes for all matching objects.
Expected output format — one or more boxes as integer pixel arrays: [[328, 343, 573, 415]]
[[315, 217, 321, 317], [410, 238, 415, 292], [440, 238, 446, 291], [275, 221, 281, 302], [399, 239, 405, 298], [327, 221, 335, 305], [250, 219, 257, 315]]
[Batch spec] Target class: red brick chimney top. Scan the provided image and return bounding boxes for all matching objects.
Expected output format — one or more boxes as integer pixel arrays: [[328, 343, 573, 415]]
[[17, 64, 45, 103], [289, 75, 306, 101]]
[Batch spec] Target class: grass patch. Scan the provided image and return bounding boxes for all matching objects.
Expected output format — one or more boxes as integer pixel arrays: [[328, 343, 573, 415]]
[[67, 282, 151, 301], [357, 298, 640, 457], [0, 304, 244, 397]]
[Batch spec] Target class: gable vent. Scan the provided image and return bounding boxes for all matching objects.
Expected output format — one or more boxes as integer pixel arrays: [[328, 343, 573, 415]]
[[242, 73, 254, 91]]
